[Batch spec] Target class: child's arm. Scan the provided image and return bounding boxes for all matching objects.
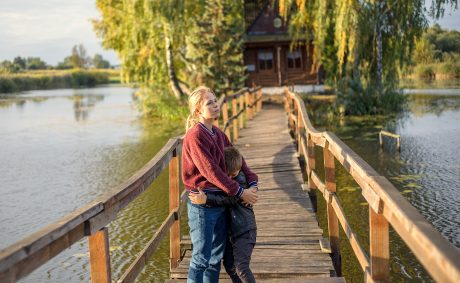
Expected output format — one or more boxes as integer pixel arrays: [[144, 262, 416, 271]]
[[189, 188, 239, 206]]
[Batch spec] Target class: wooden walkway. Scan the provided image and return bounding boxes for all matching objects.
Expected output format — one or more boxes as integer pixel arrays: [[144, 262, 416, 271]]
[[168, 104, 344, 282]]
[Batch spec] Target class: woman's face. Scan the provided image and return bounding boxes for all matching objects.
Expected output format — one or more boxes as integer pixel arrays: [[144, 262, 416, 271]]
[[198, 92, 220, 120]]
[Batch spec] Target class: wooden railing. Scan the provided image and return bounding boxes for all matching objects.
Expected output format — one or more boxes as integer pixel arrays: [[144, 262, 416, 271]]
[[284, 89, 460, 283], [0, 87, 263, 283]]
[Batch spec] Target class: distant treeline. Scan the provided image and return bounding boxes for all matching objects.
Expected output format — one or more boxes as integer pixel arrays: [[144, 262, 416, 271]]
[[0, 69, 118, 93], [0, 44, 113, 73], [408, 24, 460, 79]]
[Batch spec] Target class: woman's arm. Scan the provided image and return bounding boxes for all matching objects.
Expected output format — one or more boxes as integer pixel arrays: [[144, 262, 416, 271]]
[[186, 133, 243, 197]]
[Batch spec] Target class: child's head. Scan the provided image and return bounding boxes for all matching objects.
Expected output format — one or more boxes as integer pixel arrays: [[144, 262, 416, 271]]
[[224, 147, 243, 178], [186, 86, 218, 131]]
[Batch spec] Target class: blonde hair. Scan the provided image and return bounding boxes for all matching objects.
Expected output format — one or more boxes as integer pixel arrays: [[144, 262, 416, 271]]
[[224, 147, 243, 174], [186, 86, 216, 131]]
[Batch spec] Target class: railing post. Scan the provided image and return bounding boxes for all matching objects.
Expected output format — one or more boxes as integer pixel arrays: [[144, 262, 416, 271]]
[[169, 148, 181, 269], [368, 208, 389, 282], [306, 133, 317, 211], [257, 89, 262, 112], [232, 97, 239, 142], [239, 94, 244, 129], [245, 91, 251, 121], [324, 141, 341, 276], [251, 91, 256, 117], [297, 110, 303, 157], [222, 99, 231, 137], [88, 227, 112, 283]]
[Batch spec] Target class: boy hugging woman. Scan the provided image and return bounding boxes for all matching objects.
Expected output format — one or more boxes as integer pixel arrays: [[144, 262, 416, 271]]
[[189, 147, 257, 283], [182, 86, 258, 283]]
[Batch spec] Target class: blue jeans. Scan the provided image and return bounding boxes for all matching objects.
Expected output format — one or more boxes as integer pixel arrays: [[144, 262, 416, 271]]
[[187, 200, 228, 283]]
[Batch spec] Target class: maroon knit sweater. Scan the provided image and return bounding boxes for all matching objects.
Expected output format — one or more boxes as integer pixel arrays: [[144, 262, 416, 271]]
[[182, 123, 258, 197]]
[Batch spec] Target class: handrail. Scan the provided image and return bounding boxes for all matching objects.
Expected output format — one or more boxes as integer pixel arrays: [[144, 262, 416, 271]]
[[216, 86, 263, 142], [284, 89, 460, 283], [0, 86, 264, 283]]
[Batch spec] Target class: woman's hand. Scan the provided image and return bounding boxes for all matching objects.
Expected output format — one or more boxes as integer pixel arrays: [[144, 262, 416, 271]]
[[241, 188, 258, 205], [189, 188, 207, 204]]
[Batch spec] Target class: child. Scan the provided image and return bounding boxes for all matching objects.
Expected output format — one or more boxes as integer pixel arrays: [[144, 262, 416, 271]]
[[190, 147, 258, 283]]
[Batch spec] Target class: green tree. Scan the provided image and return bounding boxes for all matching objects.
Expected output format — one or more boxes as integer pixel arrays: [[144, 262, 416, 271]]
[[56, 56, 74, 69], [413, 36, 436, 64], [70, 44, 90, 68], [0, 60, 19, 73], [185, 0, 246, 94], [93, 0, 247, 101], [26, 57, 48, 70], [93, 0, 192, 99], [13, 56, 27, 70], [92, 54, 111, 69], [280, 0, 458, 114]]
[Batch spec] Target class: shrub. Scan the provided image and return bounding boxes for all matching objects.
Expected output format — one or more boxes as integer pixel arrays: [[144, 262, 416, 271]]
[[336, 78, 407, 115]]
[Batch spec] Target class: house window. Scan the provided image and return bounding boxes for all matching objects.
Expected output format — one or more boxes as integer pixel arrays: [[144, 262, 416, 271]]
[[258, 51, 273, 70], [287, 51, 302, 69]]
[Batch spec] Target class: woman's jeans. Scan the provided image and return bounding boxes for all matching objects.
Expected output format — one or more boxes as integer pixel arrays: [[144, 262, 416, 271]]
[[187, 200, 228, 283]]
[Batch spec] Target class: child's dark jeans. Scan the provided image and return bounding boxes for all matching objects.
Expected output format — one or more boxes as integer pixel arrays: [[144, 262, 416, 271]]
[[223, 229, 257, 283]]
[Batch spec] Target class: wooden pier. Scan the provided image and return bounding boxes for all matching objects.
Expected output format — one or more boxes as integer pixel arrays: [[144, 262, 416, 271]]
[[1, 87, 459, 283], [168, 104, 344, 282]]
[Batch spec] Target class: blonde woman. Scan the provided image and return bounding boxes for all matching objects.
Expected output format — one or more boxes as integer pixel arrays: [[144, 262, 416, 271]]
[[182, 86, 258, 283]]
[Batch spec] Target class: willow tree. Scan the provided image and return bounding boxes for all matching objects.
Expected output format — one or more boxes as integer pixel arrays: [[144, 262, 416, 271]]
[[281, 0, 458, 91], [94, 0, 246, 103], [93, 0, 195, 99]]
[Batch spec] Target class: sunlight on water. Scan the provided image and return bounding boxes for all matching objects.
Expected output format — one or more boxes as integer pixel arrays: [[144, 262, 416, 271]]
[[305, 90, 460, 282], [0, 86, 183, 282]]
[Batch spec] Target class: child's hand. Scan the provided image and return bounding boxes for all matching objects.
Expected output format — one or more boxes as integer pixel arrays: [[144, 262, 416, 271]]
[[189, 188, 207, 204]]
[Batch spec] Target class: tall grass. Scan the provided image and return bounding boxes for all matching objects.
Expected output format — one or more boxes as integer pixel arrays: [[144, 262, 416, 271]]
[[0, 69, 119, 93]]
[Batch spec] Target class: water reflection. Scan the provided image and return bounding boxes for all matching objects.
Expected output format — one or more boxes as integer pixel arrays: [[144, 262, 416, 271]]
[[304, 92, 460, 282], [0, 86, 184, 282], [71, 95, 105, 121]]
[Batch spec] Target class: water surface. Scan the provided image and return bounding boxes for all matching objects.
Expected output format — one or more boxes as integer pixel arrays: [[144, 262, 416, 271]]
[[0, 86, 183, 282], [305, 91, 460, 282]]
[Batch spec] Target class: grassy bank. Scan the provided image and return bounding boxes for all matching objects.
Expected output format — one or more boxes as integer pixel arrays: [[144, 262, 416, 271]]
[[0, 69, 121, 93], [406, 61, 460, 79]]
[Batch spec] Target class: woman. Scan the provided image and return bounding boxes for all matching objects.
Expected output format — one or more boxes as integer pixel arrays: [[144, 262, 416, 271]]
[[182, 86, 258, 283]]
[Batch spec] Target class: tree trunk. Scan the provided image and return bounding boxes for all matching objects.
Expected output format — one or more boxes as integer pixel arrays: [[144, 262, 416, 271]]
[[163, 22, 185, 99], [375, 3, 384, 89]]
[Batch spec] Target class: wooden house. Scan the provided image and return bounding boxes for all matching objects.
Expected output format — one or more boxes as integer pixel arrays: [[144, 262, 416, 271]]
[[243, 1, 320, 87]]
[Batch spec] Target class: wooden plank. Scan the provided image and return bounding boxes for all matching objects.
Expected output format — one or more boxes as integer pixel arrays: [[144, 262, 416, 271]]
[[369, 208, 389, 281], [0, 201, 103, 280], [169, 151, 180, 269], [324, 140, 340, 275], [88, 227, 111, 283]]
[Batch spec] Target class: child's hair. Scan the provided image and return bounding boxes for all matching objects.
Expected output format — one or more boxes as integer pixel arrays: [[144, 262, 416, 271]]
[[224, 147, 243, 174], [186, 86, 216, 131]]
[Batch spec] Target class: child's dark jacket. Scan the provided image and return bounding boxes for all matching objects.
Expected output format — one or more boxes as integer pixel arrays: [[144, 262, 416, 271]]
[[206, 171, 257, 238]]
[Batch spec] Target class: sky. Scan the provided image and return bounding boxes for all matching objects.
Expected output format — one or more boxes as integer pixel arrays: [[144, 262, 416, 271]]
[[0, 1, 459, 67], [0, 0, 119, 65]]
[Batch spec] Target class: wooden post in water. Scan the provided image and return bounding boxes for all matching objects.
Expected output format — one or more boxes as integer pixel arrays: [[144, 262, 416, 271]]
[[169, 148, 180, 269], [324, 141, 341, 276], [222, 99, 230, 137], [369, 208, 389, 282], [232, 98, 239, 142], [88, 227, 112, 283]]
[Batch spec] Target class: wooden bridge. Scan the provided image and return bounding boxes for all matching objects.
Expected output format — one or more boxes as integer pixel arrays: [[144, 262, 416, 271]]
[[1, 87, 459, 283]]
